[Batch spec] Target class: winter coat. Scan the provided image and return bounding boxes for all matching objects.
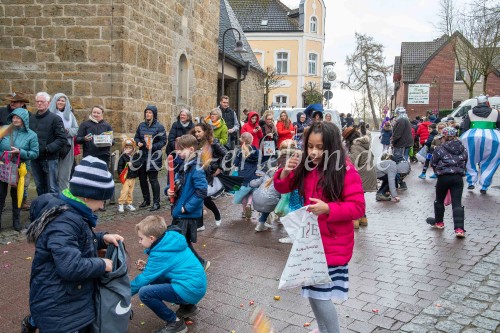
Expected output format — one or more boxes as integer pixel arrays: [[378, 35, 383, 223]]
[[241, 111, 263, 148], [273, 162, 365, 266], [233, 144, 260, 186], [416, 121, 432, 144], [293, 112, 307, 135], [212, 117, 228, 146], [249, 172, 281, 213], [117, 152, 140, 179], [424, 129, 438, 152], [392, 117, 414, 148], [276, 120, 294, 147], [134, 105, 167, 171], [27, 193, 107, 333], [376, 158, 411, 198], [345, 116, 354, 127], [166, 119, 194, 155], [201, 139, 227, 185], [130, 230, 207, 304], [348, 136, 377, 192], [431, 139, 467, 176], [380, 127, 392, 145], [0, 108, 39, 171], [29, 110, 66, 160], [219, 106, 239, 135], [76, 118, 113, 163], [166, 156, 207, 219]]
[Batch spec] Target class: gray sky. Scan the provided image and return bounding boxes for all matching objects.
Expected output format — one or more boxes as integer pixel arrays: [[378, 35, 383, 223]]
[[279, 0, 468, 115]]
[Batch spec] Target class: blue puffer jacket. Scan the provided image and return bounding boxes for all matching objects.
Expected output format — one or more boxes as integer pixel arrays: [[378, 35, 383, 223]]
[[0, 108, 39, 170], [380, 128, 392, 145], [27, 193, 107, 333], [166, 156, 207, 219], [131, 230, 207, 304], [134, 105, 167, 171]]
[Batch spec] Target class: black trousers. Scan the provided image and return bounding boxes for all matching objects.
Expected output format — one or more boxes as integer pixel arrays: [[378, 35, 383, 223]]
[[203, 197, 221, 221], [377, 175, 389, 195], [435, 174, 463, 208], [0, 181, 20, 228], [138, 166, 160, 204]]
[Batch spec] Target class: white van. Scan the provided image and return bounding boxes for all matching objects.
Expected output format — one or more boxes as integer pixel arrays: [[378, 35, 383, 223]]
[[271, 107, 341, 130], [448, 96, 500, 124]]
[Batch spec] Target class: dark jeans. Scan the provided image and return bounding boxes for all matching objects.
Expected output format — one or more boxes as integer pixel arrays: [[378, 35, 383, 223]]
[[138, 283, 188, 323], [258, 211, 270, 223], [0, 181, 20, 228], [436, 174, 463, 208], [31, 159, 59, 195], [203, 197, 221, 221], [138, 167, 160, 204]]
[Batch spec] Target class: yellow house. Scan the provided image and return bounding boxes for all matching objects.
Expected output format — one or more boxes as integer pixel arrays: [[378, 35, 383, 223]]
[[228, 0, 326, 108]]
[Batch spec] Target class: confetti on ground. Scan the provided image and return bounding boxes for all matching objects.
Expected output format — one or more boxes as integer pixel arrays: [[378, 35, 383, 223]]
[[231, 330, 236, 333], [6, 242, 11, 245], [203, 244, 206, 247], [140, 303, 144, 307], [249, 300, 255, 305], [140, 321, 145, 325], [240, 304, 244, 308], [436, 303, 442, 307], [303, 322, 311, 327], [273, 296, 280, 301], [2, 264, 12, 269], [26, 257, 32, 260], [3, 251, 8, 254], [372, 309, 379, 313]]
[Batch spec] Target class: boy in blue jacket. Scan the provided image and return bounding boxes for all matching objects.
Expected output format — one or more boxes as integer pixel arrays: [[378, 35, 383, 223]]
[[165, 134, 209, 270], [131, 215, 207, 333]]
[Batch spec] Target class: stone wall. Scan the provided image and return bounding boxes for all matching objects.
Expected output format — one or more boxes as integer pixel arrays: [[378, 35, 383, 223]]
[[240, 68, 265, 113], [0, 0, 220, 135]]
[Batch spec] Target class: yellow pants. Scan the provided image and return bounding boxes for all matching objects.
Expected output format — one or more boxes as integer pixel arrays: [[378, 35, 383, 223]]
[[118, 178, 135, 205]]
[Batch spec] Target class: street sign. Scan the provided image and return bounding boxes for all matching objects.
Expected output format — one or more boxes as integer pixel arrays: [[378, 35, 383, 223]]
[[323, 82, 331, 90], [323, 90, 333, 100]]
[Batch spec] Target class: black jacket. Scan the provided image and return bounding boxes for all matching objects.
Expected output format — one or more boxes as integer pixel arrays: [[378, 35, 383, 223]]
[[166, 120, 194, 156], [117, 152, 140, 179], [29, 110, 66, 160], [431, 139, 467, 176], [392, 117, 414, 148], [204, 139, 227, 185], [0, 105, 13, 126], [76, 119, 113, 163], [220, 106, 238, 135], [134, 105, 167, 171]]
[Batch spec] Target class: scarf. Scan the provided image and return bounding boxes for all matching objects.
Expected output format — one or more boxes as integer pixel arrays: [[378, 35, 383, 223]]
[[204, 115, 221, 129], [180, 121, 190, 128], [60, 189, 99, 227], [89, 115, 100, 123]]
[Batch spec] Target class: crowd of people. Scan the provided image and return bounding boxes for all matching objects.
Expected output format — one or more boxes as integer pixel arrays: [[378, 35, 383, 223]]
[[0, 90, 497, 333]]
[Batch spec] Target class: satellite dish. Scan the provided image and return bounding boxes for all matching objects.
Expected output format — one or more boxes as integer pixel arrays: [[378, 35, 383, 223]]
[[327, 71, 337, 81]]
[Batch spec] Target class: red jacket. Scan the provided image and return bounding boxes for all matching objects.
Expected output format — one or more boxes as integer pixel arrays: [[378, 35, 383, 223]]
[[273, 162, 365, 266], [417, 121, 431, 144], [276, 121, 294, 148], [241, 111, 263, 148]]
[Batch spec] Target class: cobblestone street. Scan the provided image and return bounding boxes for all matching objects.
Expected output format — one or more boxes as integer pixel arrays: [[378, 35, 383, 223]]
[[0, 135, 499, 333]]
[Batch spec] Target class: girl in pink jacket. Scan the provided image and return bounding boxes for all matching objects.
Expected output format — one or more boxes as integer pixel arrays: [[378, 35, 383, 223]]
[[274, 121, 365, 333]]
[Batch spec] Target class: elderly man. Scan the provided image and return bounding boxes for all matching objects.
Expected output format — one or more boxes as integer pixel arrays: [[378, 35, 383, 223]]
[[218, 95, 239, 150], [29, 92, 66, 195], [391, 107, 414, 161]]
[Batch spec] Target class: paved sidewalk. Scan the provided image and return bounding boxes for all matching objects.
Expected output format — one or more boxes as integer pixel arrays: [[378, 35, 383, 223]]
[[0, 133, 499, 333]]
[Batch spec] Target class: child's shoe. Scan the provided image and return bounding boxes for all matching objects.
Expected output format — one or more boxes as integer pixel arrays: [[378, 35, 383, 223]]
[[434, 222, 445, 229], [245, 205, 252, 219], [376, 193, 391, 201], [454, 228, 465, 238], [429, 174, 437, 179], [197, 225, 205, 232], [418, 173, 426, 179], [125, 204, 136, 212], [154, 319, 187, 333], [21, 315, 37, 333], [278, 237, 292, 244], [215, 219, 221, 226], [255, 223, 268, 232], [118, 204, 124, 213], [467, 184, 475, 190], [176, 304, 199, 319], [359, 216, 368, 226], [353, 219, 359, 229]]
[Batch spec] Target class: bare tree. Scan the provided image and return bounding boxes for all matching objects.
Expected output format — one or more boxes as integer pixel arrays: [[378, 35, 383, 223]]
[[263, 66, 284, 108], [340, 33, 391, 129]]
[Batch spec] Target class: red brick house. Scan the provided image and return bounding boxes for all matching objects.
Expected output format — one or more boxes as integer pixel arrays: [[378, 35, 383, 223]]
[[393, 34, 500, 120]]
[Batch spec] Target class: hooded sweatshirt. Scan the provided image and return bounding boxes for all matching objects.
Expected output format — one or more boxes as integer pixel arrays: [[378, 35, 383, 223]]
[[241, 111, 263, 147], [134, 105, 167, 171], [48, 93, 79, 145], [431, 139, 467, 176]]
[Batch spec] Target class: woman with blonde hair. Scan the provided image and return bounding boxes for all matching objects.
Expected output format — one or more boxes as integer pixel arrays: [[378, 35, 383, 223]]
[[204, 108, 228, 146]]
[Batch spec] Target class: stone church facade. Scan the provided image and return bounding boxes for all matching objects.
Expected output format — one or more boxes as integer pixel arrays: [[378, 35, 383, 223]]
[[0, 0, 221, 133]]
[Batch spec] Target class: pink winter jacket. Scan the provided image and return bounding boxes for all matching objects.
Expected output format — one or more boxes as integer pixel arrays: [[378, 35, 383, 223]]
[[273, 162, 365, 266]]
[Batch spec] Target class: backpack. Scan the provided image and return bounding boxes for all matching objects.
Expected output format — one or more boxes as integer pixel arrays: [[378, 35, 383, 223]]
[[92, 241, 132, 333]]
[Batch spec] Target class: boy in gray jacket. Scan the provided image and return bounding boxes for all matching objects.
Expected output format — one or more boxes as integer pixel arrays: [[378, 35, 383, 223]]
[[376, 154, 410, 202]]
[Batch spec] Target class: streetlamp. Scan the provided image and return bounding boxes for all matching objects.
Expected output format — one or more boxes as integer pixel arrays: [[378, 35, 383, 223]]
[[221, 27, 247, 97], [432, 76, 441, 113]]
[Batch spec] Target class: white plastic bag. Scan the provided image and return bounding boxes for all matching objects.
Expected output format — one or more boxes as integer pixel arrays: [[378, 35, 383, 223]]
[[416, 146, 427, 163], [207, 177, 223, 197], [278, 206, 331, 290]]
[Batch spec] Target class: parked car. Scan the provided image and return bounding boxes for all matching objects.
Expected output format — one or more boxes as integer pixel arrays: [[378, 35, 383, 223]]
[[448, 96, 500, 125]]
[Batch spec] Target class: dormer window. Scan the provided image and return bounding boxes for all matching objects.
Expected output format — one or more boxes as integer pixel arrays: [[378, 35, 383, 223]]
[[261, 20, 268, 26], [310, 16, 317, 33]]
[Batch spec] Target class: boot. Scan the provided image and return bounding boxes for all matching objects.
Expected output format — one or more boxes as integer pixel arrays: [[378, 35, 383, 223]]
[[426, 201, 445, 226], [452, 206, 465, 237], [359, 216, 368, 226], [13, 207, 22, 232], [353, 219, 359, 229]]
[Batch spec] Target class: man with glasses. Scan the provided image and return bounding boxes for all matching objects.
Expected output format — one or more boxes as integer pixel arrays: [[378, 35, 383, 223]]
[[29, 92, 66, 195]]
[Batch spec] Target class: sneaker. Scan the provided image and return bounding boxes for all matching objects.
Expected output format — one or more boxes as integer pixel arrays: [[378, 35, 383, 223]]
[[418, 173, 426, 179], [197, 225, 205, 232], [176, 304, 199, 319], [480, 189, 487, 194], [429, 174, 437, 179], [454, 228, 465, 238], [434, 222, 445, 229], [215, 219, 221, 226], [21, 315, 36, 333], [376, 193, 391, 201], [154, 319, 187, 333], [264, 222, 274, 229], [255, 224, 268, 232], [245, 205, 252, 219], [125, 204, 136, 212], [399, 181, 408, 191], [278, 237, 293, 244], [467, 185, 475, 190], [203, 260, 210, 271], [118, 204, 124, 213]]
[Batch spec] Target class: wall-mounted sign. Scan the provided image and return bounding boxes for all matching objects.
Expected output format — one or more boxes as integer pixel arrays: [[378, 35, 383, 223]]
[[408, 84, 430, 104]]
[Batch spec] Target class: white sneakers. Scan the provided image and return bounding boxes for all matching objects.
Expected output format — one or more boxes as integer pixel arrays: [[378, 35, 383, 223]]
[[215, 219, 221, 226], [118, 204, 136, 213], [255, 224, 268, 232], [278, 237, 292, 244], [197, 226, 206, 232]]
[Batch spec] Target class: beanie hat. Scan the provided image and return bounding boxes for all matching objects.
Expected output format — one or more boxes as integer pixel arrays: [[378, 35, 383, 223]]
[[441, 127, 457, 137], [70, 156, 115, 200]]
